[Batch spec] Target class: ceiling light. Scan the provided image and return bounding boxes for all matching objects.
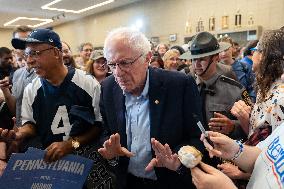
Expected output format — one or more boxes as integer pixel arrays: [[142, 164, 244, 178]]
[[41, 0, 115, 14], [4, 17, 53, 28]]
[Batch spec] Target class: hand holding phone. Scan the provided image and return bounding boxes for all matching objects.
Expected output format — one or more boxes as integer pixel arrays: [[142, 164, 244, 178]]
[[192, 114, 214, 147]]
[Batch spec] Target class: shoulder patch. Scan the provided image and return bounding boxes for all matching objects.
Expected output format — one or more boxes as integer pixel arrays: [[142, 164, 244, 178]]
[[241, 90, 253, 107], [219, 75, 243, 89]]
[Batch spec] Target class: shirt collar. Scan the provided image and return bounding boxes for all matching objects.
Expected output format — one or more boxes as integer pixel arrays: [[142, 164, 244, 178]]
[[203, 73, 221, 86], [140, 70, 149, 98]]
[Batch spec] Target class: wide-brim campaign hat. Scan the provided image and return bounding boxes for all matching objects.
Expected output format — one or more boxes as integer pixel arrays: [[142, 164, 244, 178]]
[[11, 28, 62, 50], [180, 32, 231, 60]]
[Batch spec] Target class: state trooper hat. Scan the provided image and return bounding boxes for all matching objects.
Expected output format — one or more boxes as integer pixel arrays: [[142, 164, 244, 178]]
[[11, 28, 62, 50], [180, 31, 231, 60]]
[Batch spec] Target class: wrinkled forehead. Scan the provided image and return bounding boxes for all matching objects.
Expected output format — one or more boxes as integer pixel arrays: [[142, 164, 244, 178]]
[[104, 37, 139, 61]]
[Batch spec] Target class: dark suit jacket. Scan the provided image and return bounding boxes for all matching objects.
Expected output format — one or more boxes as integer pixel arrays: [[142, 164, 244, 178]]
[[100, 67, 204, 189]]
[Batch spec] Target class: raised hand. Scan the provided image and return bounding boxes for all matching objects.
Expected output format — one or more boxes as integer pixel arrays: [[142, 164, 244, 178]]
[[209, 112, 234, 134], [201, 131, 239, 159], [145, 138, 181, 172], [191, 162, 237, 189], [0, 77, 10, 92], [0, 128, 23, 156], [230, 100, 251, 134], [98, 133, 134, 160]]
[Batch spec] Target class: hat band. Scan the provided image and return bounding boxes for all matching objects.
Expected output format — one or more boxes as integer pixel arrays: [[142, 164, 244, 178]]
[[190, 44, 220, 55]]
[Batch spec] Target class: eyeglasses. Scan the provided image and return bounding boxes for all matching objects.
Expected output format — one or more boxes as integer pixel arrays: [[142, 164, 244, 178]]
[[24, 47, 54, 59], [83, 48, 93, 52], [107, 54, 144, 72]]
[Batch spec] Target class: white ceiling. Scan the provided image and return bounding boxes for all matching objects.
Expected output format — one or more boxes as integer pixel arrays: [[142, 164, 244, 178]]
[[0, 0, 141, 29]]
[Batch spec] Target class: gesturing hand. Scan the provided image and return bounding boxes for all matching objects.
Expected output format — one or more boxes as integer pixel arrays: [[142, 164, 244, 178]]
[[191, 162, 237, 189], [98, 133, 134, 160], [209, 112, 234, 134], [0, 128, 23, 156], [0, 77, 10, 92], [230, 100, 251, 134], [145, 138, 181, 172]]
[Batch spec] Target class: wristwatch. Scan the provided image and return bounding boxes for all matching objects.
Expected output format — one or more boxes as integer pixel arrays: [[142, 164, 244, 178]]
[[176, 164, 188, 175], [71, 137, 80, 150]]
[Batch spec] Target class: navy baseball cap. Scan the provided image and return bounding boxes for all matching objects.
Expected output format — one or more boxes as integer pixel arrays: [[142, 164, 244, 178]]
[[11, 28, 62, 50]]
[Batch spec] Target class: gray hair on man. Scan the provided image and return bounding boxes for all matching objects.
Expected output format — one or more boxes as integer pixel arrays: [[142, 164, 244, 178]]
[[103, 27, 151, 60]]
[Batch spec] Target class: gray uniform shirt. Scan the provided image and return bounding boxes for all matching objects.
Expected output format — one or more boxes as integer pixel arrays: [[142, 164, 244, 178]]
[[12, 67, 37, 126], [197, 73, 249, 139]]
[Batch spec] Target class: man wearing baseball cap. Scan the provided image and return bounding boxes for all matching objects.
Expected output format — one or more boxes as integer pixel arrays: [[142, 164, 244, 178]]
[[180, 32, 250, 141], [0, 29, 103, 164]]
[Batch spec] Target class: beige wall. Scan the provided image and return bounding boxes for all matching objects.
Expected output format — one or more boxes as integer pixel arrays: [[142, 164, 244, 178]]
[[0, 28, 14, 48], [1, 0, 283, 51], [55, 0, 284, 52]]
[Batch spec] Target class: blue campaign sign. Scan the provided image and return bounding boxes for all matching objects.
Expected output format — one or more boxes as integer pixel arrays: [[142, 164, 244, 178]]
[[0, 150, 93, 189]]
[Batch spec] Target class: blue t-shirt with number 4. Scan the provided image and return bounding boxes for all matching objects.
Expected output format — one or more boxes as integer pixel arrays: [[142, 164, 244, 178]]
[[21, 68, 102, 148]]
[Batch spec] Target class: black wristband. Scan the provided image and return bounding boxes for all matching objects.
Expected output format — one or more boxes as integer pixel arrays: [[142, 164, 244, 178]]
[[176, 164, 188, 175]]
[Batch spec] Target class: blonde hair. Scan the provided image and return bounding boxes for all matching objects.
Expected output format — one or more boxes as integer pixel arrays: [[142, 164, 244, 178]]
[[163, 49, 180, 69], [85, 59, 95, 76]]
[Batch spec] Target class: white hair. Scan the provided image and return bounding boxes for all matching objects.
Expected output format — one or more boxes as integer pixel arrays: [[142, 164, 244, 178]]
[[103, 27, 151, 60]]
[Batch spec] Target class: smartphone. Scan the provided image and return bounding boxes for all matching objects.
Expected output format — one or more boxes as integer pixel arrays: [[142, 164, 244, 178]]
[[192, 114, 214, 147]]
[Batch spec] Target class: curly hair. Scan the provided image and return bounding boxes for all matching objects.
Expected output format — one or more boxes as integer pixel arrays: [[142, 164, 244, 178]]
[[255, 29, 284, 102]]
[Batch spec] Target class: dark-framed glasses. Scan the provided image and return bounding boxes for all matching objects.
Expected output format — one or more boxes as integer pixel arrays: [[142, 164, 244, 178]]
[[107, 54, 144, 72], [24, 47, 55, 59]]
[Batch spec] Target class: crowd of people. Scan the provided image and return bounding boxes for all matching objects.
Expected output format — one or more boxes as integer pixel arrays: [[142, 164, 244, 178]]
[[0, 24, 283, 189]]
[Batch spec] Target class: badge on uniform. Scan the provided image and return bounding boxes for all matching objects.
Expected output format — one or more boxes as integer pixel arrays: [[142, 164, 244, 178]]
[[241, 90, 253, 107]]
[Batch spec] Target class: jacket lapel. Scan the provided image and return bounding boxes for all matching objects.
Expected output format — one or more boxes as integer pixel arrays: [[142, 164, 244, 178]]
[[148, 68, 166, 139], [112, 83, 127, 147]]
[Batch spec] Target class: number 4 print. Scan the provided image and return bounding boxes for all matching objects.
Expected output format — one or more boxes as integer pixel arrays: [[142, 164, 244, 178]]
[[51, 105, 72, 140]]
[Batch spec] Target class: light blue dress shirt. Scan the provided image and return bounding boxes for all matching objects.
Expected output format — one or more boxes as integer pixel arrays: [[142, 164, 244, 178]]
[[124, 70, 157, 180]]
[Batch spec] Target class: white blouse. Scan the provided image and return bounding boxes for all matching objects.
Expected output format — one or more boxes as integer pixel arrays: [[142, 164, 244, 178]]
[[249, 79, 284, 136]]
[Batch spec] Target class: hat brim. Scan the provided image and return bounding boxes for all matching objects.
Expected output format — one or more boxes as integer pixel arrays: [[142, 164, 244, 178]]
[[180, 42, 231, 60], [11, 37, 43, 50]]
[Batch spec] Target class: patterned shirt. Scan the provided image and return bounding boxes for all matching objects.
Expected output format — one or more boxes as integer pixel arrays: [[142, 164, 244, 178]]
[[249, 79, 284, 137]]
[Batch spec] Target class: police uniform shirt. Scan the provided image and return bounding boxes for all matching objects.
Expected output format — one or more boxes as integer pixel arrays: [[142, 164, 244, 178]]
[[196, 73, 251, 139], [21, 68, 102, 148]]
